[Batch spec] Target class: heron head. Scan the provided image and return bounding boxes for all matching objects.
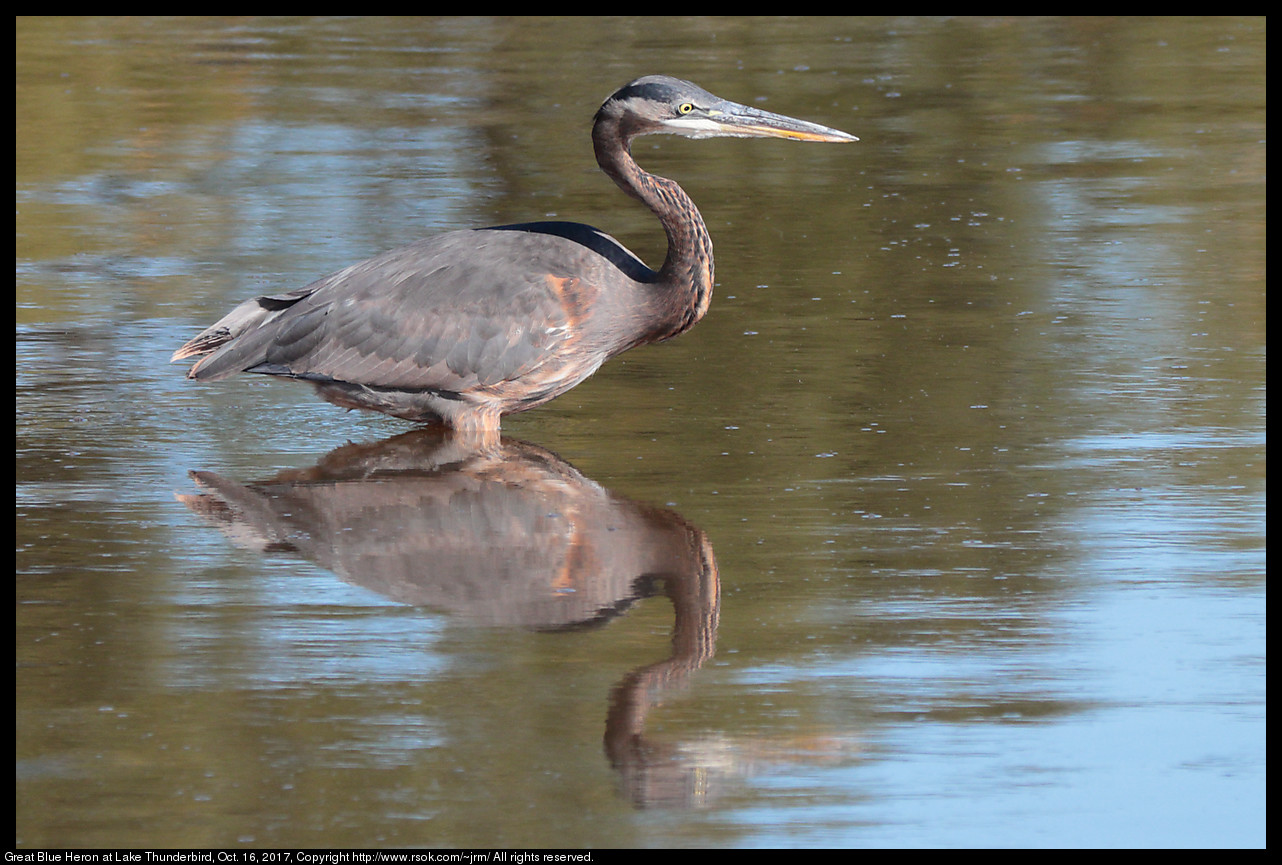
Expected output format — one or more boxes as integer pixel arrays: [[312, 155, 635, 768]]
[[596, 74, 858, 144]]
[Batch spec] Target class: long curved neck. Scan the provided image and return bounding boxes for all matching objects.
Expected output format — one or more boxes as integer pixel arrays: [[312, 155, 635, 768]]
[[593, 117, 714, 343]]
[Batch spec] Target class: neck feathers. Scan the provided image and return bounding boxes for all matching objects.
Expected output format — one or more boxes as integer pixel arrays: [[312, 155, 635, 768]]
[[592, 118, 716, 342]]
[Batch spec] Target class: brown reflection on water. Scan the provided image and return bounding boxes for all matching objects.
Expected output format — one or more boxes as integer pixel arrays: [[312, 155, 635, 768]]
[[178, 428, 723, 806]]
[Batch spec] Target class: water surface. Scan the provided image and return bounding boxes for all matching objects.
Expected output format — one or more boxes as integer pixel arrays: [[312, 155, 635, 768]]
[[16, 16, 1265, 848]]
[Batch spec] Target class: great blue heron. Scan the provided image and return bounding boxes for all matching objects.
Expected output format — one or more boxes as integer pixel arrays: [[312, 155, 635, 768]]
[[172, 75, 857, 433]]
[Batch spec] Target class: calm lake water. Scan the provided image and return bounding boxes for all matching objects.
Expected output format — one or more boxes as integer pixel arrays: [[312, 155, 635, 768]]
[[16, 17, 1265, 848]]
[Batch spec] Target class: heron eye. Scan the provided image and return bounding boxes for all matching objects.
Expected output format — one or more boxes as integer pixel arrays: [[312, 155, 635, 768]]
[[678, 102, 695, 115]]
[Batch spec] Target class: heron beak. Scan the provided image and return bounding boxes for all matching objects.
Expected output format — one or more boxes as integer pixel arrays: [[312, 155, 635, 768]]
[[702, 100, 858, 143]]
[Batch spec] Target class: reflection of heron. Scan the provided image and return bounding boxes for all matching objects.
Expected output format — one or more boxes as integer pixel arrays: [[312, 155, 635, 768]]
[[173, 75, 856, 433], [179, 428, 725, 806], [176, 429, 719, 631]]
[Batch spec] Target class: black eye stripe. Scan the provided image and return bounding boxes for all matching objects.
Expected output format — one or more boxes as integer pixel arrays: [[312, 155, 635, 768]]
[[613, 82, 682, 104]]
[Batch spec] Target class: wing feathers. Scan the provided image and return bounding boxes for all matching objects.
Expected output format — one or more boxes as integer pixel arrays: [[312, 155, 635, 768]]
[[182, 229, 601, 396]]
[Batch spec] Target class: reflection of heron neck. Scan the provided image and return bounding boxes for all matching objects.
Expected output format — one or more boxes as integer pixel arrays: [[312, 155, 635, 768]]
[[602, 526, 721, 807], [592, 120, 715, 343]]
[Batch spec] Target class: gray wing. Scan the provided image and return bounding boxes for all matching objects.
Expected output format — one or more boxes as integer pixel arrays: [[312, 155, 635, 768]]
[[175, 228, 595, 394]]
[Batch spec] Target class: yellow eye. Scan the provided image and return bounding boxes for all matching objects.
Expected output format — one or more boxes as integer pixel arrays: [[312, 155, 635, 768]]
[[678, 102, 695, 114]]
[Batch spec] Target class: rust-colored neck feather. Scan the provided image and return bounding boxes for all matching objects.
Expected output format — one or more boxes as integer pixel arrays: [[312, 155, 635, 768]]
[[592, 116, 714, 343]]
